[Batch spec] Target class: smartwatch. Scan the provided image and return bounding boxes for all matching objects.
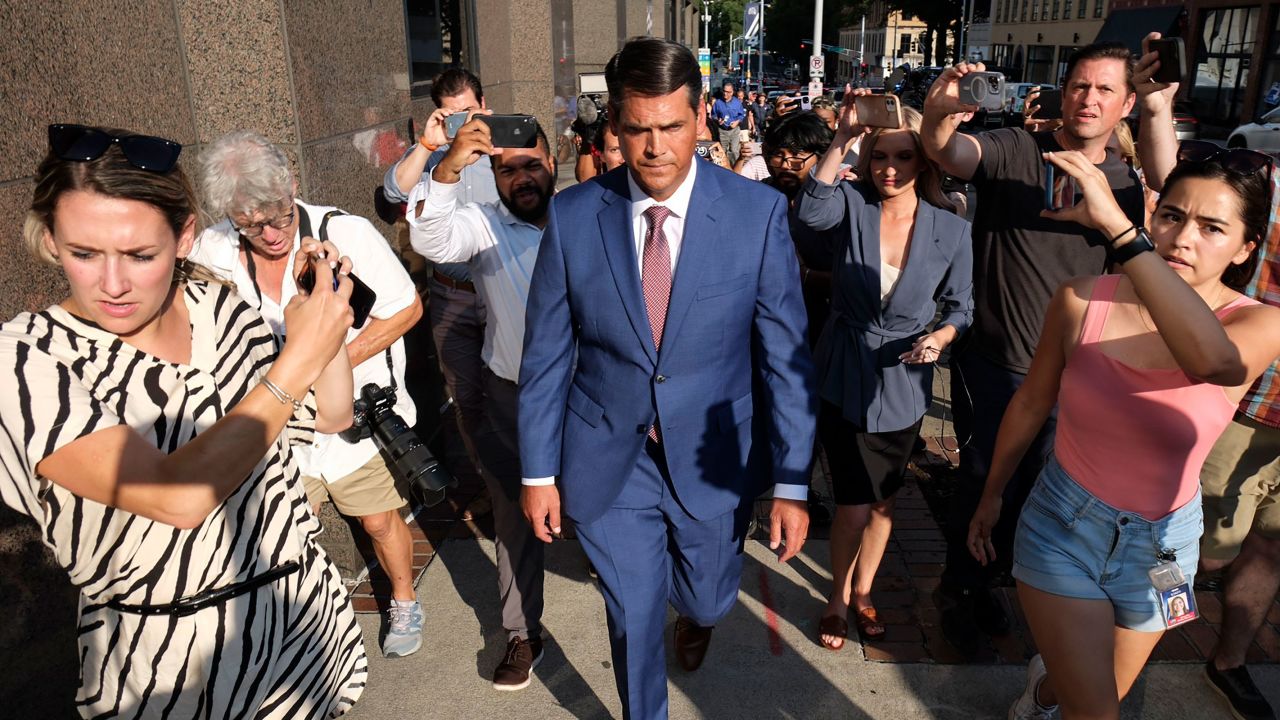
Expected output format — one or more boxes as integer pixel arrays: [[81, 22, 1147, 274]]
[[1109, 227, 1155, 266]]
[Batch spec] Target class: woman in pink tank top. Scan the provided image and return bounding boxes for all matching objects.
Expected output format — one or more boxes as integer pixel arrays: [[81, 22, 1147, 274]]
[[965, 146, 1280, 720]]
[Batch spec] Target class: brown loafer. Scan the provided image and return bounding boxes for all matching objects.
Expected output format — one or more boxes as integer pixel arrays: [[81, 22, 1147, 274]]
[[674, 616, 713, 672]]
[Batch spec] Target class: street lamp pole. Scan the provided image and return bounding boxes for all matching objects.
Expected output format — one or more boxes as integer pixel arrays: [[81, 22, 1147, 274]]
[[701, 0, 711, 49], [811, 0, 824, 93], [759, 1, 767, 90]]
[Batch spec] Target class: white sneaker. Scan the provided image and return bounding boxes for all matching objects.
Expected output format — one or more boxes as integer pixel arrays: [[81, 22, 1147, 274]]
[[381, 599, 422, 658], [1009, 654, 1058, 720]]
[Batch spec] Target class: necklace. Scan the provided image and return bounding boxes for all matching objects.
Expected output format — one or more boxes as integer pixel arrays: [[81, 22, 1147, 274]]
[[1136, 284, 1227, 335]]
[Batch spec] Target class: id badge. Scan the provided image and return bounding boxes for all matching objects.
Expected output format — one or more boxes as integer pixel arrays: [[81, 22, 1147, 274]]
[[1149, 559, 1197, 629]]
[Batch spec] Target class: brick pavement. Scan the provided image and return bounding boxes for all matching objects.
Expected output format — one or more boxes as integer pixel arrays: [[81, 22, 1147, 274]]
[[348, 435, 1280, 666]]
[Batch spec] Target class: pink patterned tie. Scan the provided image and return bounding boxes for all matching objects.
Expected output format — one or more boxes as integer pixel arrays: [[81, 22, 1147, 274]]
[[641, 205, 673, 442]]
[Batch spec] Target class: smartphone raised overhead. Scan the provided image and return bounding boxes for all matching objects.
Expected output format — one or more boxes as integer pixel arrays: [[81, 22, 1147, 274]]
[[855, 93, 903, 129], [478, 114, 539, 148], [957, 71, 1006, 110], [1149, 37, 1185, 85], [444, 111, 469, 140]]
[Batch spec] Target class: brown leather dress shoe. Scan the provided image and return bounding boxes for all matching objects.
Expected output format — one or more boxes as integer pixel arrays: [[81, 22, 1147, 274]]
[[674, 616, 713, 672]]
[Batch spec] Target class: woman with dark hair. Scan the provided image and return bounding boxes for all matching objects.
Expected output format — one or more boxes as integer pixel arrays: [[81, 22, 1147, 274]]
[[966, 144, 1280, 719], [0, 125, 367, 717], [799, 90, 974, 650]]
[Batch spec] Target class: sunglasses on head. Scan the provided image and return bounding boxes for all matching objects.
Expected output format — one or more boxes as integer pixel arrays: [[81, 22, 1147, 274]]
[[48, 124, 182, 173], [1176, 140, 1272, 180]]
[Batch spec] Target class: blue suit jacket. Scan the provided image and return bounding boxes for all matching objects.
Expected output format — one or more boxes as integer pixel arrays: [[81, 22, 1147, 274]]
[[797, 177, 973, 432], [518, 164, 817, 524]]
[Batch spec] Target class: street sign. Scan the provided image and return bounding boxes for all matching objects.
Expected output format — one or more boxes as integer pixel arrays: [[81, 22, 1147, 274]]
[[809, 80, 823, 98], [809, 55, 825, 76]]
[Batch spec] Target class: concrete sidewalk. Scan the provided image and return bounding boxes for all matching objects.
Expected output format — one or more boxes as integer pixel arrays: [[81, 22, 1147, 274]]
[[346, 530, 1280, 719]]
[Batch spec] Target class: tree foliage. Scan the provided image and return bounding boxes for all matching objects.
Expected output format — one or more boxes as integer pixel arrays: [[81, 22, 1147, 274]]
[[888, 0, 963, 66]]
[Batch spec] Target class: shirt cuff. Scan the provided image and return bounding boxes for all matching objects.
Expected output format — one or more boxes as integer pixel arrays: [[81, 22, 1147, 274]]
[[522, 476, 556, 486], [771, 484, 809, 502]]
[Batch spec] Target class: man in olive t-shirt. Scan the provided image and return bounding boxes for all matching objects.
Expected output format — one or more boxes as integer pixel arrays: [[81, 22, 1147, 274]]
[[920, 41, 1179, 656]]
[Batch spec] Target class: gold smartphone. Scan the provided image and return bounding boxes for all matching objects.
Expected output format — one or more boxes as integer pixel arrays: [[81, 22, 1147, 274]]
[[855, 94, 903, 129]]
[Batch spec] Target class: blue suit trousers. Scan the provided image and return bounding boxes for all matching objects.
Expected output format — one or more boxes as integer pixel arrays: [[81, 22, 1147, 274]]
[[572, 442, 750, 720]]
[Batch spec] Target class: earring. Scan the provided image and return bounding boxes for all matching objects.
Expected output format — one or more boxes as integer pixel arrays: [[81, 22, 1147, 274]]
[[174, 257, 192, 284]]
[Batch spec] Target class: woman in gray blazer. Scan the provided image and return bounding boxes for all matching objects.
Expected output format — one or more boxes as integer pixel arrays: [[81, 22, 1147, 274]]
[[798, 94, 974, 650]]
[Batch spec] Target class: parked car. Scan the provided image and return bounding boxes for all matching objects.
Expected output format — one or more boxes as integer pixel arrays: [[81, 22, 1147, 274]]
[[1003, 83, 1046, 124], [1227, 105, 1280, 151], [1124, 101, 1201, 141]]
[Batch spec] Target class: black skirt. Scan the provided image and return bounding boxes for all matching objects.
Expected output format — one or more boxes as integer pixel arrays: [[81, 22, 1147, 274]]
[[818, 401, 923, 505]]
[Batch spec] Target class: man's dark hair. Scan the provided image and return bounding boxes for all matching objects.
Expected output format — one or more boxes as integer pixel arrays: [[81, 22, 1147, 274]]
[[763, 111, 833, 157], [431, 68, 484, 107], [1062, 42, 1135, 92], [606, 37, 702, 115]]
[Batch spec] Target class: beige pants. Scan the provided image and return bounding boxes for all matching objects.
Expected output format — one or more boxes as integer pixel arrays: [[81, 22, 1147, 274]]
[[1200, 412, 1280, 562], [302, 453, 407, 516]]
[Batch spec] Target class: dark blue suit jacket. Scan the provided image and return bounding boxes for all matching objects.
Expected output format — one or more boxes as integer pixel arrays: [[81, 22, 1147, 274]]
[[518, 164, 817, 524], [797, 177, 973, 432]]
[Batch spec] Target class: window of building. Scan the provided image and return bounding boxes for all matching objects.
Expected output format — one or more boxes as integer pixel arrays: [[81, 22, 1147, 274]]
[[1192, 6, 1261, 126], [404, 0, 473, 98], [1026, 44, 1055, 84], [1055, 46, 1080, 85], [992, 43, 1015, 68], [1093, 0, 1103, 19], [1032, 0, 1038, 21], [1256, 10, 1280, 114], [1042, 0, 1051, 21], [1064, 0, 1072, 19], [1052, 0, 1059, 20], [1022, 0, 1029, 23], [1078, 0, 1086, 18]]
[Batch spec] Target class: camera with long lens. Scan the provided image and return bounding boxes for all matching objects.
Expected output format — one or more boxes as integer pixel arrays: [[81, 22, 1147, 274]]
[[340, 383, 454, 503], [572, 71, 610, 149]]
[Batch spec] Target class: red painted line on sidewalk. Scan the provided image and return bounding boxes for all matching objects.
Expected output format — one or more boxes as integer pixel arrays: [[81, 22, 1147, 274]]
[[757, 566, 784, 656]]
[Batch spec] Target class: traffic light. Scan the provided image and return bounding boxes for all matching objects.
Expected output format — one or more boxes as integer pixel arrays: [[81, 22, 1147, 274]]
[[800, 42, 807, 49]]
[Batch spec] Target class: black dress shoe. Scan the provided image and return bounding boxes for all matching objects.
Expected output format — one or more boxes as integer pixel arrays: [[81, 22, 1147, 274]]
[[674, 616, 714, 672]]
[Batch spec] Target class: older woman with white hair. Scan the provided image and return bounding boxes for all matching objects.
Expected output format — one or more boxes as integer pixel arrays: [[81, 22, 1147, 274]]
[[189, 131, 427, 659]]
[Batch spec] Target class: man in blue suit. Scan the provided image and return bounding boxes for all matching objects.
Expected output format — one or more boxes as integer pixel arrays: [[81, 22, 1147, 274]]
[[519, 37, 817, 719]]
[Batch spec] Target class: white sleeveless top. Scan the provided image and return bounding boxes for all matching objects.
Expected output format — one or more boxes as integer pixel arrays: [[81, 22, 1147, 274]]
[[880, 261, 902, 305]]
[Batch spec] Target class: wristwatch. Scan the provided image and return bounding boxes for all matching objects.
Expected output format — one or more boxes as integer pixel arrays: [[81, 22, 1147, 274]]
[[1109, 227, 1155, 266]]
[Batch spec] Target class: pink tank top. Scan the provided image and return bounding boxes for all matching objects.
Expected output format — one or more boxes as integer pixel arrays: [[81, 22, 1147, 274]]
[[1054, 275, 1257, 520]]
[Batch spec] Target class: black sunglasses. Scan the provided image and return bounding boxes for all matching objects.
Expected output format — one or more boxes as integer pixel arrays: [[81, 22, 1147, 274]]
[[48, 124, 182, 173], [1177, 140, 1272, 180]]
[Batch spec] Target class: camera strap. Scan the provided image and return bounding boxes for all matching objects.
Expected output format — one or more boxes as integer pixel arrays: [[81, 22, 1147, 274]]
[[298, 205, 398, 393]]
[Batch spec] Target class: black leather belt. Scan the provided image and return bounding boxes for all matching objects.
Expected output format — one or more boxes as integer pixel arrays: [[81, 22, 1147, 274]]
[[105, 561, 300, 617]]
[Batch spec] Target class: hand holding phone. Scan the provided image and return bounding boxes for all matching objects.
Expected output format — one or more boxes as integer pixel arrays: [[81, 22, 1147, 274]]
[[478, 114, 539, 148], [296, 242, 377, 328], [957, 71, 1006, 111], [1148, 37, 1185, 85], [1033, 89, 1063, 120], [444, 111, 469, 140], [799, 95, 813, 111], [1044, 161, 1077, 211]]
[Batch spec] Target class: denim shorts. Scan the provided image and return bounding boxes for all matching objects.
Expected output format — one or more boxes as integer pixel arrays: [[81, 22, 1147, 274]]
[[1012, 456, 1203, 632]]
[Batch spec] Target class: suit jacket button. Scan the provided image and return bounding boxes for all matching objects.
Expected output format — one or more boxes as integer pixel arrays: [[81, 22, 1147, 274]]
[[656, 374, 667, 384]]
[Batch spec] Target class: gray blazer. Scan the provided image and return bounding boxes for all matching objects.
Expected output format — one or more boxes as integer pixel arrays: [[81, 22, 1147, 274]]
[[797, 176, 973, 432]]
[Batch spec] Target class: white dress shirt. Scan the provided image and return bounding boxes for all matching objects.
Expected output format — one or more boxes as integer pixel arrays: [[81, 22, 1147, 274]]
[[523, 162, 806, 502], [404, 171, 543, 383], [190, 200, 419, 482]]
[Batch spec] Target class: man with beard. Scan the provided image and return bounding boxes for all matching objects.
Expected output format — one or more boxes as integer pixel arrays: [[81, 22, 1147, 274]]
[[406, 112, 556, 691]]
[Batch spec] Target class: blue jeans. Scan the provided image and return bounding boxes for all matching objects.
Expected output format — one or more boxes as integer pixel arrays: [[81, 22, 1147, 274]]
[[1013, 456, 1203, 632]]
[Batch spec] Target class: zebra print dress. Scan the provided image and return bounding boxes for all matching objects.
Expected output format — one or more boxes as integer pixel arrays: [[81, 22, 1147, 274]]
[[0, 280, 367, 718]]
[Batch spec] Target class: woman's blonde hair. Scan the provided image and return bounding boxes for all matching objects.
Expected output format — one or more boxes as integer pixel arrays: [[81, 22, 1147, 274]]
[[24, 132, 223, 286], [855, 106, 956, 213], [1112, 121, 1138, 168]]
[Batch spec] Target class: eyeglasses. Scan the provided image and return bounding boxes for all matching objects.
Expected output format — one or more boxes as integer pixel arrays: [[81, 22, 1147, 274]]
[[48, 124, 182, 173], [232, 205, 296, 238], [765, 152, 816, 170], [1177, 140, 1272, 180]]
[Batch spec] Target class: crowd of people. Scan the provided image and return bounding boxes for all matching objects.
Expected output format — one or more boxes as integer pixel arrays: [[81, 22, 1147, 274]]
[[2, 32, 1280, 720]]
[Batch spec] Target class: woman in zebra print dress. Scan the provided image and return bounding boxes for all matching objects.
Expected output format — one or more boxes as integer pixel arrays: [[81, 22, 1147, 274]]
[[0, 125, 368, 718]]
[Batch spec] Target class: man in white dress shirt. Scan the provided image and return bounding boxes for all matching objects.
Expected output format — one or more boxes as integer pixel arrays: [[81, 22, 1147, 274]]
[[406, 111, 555, 692]]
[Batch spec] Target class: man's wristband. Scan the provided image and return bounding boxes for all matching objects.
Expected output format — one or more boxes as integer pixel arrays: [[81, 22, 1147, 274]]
[[419, 140, 439, 153]]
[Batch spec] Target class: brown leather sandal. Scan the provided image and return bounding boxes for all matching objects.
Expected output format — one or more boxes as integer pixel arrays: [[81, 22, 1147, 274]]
[[818, 615, 848, 651], [855, 607, 886, 640]]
